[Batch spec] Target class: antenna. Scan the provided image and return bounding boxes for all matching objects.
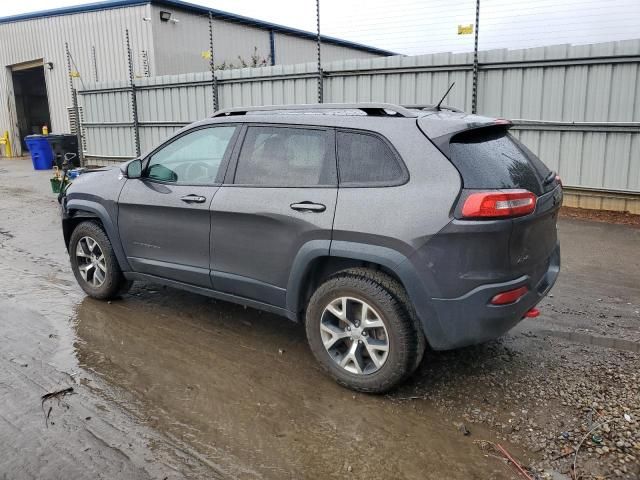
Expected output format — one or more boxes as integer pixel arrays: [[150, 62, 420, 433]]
[[435, 82, 455, 111]]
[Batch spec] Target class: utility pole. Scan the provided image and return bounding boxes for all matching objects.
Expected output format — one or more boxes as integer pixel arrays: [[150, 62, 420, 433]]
[[471, 0, 480, 114], [316, 0, 323, 103], [65, 42, 85, 166], [125, 29, 141, 157], [208, 11, 219, 112]]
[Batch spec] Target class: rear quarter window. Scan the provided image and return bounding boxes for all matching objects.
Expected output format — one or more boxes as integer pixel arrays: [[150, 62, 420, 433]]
[[337, 131, 407, 186], [449, 128, 549, 195]]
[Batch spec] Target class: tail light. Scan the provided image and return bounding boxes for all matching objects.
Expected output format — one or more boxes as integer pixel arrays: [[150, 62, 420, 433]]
[[490, 286, 528, 305], [461, 189, 536, 219]]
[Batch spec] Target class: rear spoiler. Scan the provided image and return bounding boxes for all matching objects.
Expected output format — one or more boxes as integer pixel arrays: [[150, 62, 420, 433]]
[[417, 114, 512, 159]]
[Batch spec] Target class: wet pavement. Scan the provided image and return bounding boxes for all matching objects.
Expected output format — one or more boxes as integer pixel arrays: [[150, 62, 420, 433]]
[[1, 158, 639, 479]]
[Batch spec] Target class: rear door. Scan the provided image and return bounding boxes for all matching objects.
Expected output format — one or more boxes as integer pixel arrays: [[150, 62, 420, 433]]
[[118, 125, 238, 287], [210, 124, 337, 308]]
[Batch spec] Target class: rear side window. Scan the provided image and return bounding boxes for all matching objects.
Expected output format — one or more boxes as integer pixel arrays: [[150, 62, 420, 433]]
[[449, 129, 549, 195], [337, 131, 407, 186], [234, 126, 335, 186]]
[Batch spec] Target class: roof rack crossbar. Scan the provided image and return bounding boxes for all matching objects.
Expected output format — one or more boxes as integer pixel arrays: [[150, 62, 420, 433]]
[[211, 103, 418, 118]]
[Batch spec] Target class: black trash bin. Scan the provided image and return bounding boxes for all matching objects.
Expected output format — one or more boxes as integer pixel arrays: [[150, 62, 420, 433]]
[[46, 134, 80, 168]]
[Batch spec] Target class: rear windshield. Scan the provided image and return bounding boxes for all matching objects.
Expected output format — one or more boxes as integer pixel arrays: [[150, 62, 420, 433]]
[[449, 128, 550, 195]]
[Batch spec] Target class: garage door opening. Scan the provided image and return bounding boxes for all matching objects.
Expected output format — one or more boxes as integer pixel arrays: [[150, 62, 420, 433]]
[[12, 64, 51, 150]]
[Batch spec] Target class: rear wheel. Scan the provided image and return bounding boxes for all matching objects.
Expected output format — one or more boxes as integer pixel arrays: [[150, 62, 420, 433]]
[[305, 272, 419, 393], [339, 268, 426, 372], [69, 221, 131, 300]]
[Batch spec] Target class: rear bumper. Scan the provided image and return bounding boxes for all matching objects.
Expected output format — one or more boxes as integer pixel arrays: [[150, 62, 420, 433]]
[[426, 242, 560, 350]]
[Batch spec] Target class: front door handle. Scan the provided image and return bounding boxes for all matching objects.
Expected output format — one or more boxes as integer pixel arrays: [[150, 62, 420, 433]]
[[290, 201, 326, 213], [181, 194, 207, 204]]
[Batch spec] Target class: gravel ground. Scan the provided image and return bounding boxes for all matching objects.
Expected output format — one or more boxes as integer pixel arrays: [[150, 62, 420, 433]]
[[560, 207, 640, 228], [392, 335, 639, 479]]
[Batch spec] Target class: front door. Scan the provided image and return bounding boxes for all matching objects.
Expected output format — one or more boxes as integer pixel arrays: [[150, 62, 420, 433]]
[[118, 125, 239, 287], [210, 124, 338, 307]]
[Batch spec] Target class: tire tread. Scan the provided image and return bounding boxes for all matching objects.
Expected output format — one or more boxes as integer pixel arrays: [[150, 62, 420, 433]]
[[69, 220, 129, 300], [305, 270, 420, 393]]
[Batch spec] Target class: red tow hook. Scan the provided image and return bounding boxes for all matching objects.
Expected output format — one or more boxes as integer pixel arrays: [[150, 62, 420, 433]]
[[524, 308, 540, 318]]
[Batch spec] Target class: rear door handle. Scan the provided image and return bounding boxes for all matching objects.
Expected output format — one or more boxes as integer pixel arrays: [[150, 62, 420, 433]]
[[181, 194, 207, 204], [290, 202, 326, 212]]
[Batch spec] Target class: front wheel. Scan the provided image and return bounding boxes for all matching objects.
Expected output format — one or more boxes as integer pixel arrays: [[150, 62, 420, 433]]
[[305, 273, 419, 393], [69, 221, 130, 300]]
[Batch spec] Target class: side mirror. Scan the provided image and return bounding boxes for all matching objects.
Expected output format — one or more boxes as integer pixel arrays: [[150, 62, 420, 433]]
[[124, 159, 142, 179]]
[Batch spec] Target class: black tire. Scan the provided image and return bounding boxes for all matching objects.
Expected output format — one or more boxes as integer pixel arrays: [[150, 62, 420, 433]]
[[305, 272, 419, 393], [339, 268, 427, 372], [69, 221, 130, 300]]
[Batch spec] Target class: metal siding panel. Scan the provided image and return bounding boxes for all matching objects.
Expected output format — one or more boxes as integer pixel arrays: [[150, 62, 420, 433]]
[[585, 64, 614, 122], [610, 64, 638, 122], [62, 39, 639, 205], [603, 133, 632, 190], [540, 67, 565, 121], [537, 131, 561, 173], [480, 69, 504, 117], [562, 66, 589, 121], [274, 33, 379, 65], [521, 68, 544, 120], [580, 133, 607, 188], [558, 132, 583, 187], [628, 134, 640, 191]]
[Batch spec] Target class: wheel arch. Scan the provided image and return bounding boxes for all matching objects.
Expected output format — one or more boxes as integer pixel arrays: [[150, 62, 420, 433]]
[[64, 199, 130, 271], [286, 240, 448, 349], [289, 241, 409, 309]]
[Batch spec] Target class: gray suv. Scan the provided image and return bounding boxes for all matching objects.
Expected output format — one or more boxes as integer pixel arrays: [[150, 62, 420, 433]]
[[61, 103, 561, 393]]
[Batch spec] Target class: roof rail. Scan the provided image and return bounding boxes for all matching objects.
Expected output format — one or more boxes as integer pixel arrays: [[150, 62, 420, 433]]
[[402, 104, 464, 113], [211, 103, 418, 118]]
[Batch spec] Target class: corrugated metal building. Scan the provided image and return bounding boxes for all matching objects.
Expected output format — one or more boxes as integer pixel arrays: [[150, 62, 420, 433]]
[[0, 0, 392, 155]]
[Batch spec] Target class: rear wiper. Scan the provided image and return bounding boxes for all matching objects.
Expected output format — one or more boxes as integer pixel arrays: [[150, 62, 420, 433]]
[[543, 171, 556, 186]]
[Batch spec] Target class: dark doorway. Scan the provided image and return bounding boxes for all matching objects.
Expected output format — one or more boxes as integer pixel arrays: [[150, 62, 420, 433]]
[[12, 66, 51, 150]]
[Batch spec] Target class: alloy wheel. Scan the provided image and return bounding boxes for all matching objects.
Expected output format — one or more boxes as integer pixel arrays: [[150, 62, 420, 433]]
[[75, 236, 107, 287], [320, 296, 390, 375]]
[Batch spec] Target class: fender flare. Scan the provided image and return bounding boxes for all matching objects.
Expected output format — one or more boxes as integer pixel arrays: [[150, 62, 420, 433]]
[[286, 240, 447, 348], [285, 239, 331, 317], [65, 199, 131, 272]]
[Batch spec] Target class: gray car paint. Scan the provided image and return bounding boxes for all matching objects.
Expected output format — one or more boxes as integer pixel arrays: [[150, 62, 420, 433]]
[[210, 186, 338, 307], [118, 180, 220, 288], [61, 107, 560, 351]]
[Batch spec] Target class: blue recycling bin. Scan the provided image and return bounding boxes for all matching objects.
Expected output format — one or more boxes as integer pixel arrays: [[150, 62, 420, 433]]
[[25, 135, 54, 170]]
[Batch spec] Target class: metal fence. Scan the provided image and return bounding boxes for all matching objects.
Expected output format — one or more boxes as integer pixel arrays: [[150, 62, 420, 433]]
[[78, 39, 640, 213]]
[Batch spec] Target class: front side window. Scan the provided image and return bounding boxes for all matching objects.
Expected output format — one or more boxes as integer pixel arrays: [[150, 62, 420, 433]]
[[337, 131, 406, 186], [234, 126, 335, 186], [146, 126, 237, 184]]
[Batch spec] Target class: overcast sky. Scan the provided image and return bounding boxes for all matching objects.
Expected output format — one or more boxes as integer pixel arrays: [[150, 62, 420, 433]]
[[3, 0, 640, 55]]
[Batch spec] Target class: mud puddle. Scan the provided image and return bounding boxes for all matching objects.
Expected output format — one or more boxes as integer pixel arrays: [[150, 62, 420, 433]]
[[73, 288, 518, 479]]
